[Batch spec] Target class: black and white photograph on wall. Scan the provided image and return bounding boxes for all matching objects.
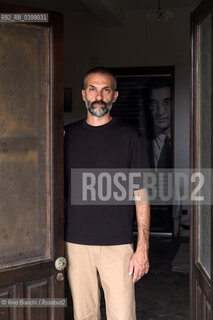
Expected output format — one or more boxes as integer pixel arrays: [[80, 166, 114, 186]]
[[111, 66, 174, 169], [111, 66, 174, 233]]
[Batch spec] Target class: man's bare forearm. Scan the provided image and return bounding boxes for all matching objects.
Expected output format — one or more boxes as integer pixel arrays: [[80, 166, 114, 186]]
[[134, 188, 150, 252], [136, 204, 150, 252]]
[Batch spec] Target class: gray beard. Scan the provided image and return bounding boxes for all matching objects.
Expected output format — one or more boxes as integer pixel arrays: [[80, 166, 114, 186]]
[[85, 99, 113, 118]]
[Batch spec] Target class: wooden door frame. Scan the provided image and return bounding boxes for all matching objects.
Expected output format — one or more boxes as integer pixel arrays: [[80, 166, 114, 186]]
[[0, 4, 64, 319], [190, 1, 213, 319]]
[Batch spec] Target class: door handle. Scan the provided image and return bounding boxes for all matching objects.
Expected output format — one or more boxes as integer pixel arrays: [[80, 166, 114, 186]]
[[55, 257, 67, 271]]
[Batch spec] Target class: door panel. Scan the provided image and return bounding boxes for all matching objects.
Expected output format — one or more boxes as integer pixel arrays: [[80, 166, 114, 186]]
[[0, 5, 64, 320], [196, 281, 212, 319], [0, 285, 16, 320], [24, 276, 54, 320], [0, 23, 51, 269], [191, 1, 213, 319]]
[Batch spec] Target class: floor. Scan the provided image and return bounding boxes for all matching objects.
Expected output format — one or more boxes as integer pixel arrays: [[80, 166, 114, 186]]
[[65, 236, 190, 320]]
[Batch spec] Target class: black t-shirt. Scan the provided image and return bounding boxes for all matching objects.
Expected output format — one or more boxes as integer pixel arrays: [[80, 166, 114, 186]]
[[64, 118, 149, 245]]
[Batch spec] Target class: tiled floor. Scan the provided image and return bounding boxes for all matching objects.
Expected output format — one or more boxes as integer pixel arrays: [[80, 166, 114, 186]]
[[65, 236, 189, 320]]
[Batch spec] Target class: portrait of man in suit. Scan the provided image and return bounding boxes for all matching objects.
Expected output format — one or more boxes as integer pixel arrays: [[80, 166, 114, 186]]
[[110, 70, 174, 233], [146, 78, 172, 169]]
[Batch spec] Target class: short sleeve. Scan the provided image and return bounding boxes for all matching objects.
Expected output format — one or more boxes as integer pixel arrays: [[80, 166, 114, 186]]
[[129, 131, 150, 169], [128, 131, 150, 190]]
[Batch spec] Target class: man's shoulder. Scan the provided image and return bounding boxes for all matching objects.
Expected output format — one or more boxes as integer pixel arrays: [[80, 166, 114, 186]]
[[64, 119, 84, 135], [114, 118, 142, 138]]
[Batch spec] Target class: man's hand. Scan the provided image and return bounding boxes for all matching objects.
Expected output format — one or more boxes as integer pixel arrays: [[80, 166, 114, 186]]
[[128, 247, 149, 283]]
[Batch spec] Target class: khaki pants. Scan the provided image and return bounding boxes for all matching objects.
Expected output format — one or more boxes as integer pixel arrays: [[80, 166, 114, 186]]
[[65, 242, 136, 320]]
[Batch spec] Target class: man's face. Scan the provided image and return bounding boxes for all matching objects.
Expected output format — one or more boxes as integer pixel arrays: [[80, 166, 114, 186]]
[[82, 73, 118, 117], [149, 87, 171, 132]]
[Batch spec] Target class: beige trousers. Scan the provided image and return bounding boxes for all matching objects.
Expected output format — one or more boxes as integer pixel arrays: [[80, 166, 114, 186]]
[[65, 242, 136, 320]]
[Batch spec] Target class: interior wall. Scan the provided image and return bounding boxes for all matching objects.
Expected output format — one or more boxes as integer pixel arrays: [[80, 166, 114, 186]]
[[64, 7, 193, 169]]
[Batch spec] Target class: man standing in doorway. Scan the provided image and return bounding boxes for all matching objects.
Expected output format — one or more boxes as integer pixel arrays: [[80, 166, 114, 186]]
[[64, 66, 150, 320]]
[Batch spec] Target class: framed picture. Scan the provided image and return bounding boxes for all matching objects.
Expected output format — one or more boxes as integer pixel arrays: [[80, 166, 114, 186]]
[[64, 88, 72, 112], [111, 66, 175, 234], [111, 66, 174, 169]]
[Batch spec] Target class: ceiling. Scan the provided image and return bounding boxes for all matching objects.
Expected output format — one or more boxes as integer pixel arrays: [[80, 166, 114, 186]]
[[0, 0, 201, 13], [0, 0, 201, 26], [124, 0, 200, 10]]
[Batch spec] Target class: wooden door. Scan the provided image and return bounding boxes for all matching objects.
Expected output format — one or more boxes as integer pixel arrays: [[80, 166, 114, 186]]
[[191, 1, 213, 319], [0, 5, 64, 320]]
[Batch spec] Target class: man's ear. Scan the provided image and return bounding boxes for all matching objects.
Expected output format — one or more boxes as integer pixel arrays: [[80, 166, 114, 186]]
[[113, 90, 119, 103], [82, 89, 86, 101]]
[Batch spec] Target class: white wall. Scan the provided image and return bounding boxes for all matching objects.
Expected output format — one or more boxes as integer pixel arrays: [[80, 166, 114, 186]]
[[64, 7, 194, 168]]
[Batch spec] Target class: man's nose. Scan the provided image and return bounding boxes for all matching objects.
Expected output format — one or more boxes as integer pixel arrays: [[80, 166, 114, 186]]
[[157, 102, 166, 115], [95, 90, 103, 100]]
